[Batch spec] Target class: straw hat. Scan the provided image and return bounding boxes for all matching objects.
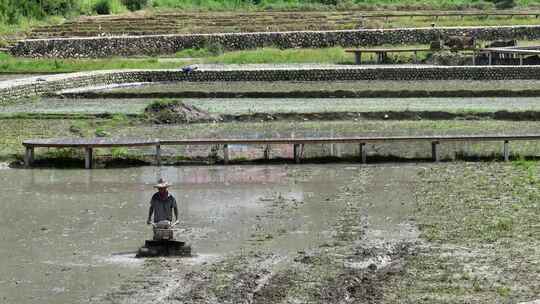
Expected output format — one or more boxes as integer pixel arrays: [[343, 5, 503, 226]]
[[154, 178, 171, 188]]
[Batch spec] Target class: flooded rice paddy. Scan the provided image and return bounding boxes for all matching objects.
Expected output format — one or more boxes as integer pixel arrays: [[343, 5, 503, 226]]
[[5, 97, 540, 117], [66, 80, 540, 94], [0, 164, 415, 303]]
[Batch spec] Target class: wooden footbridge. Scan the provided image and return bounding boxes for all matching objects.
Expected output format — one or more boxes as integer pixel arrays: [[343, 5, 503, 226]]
[[21, 134, 540, 169]]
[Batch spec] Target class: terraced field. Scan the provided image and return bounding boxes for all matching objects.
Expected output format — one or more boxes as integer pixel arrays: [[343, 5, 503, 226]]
[[26, 10, 540, 39], [28, 11, 364, 38]]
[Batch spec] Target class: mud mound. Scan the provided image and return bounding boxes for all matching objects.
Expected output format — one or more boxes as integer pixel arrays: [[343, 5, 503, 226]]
[[144, 100, 220, 124]]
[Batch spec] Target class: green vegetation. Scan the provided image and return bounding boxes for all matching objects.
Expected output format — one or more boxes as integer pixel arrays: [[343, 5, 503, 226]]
[[145, 99, 182, 111], [0, 47, 353, 73], [91, 0, 127, 15], [0, 52, 188, 73], [204, 47, 351, 64], [175, 48, 214, 58], [0, 0, 78, 24], [0, 47, 360, 73], [175, 41, 224, 58]]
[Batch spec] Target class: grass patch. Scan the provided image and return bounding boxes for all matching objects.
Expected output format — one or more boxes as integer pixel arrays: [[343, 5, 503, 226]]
[[175, 48, 213, 58], [0, 47, 352, 72], [0, 52, 191, 73], [204, 47, 353, 64], [145, 99, 182, 111]]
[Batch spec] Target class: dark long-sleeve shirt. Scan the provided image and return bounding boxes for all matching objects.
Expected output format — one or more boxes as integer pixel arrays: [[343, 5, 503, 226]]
[[149, 193, 177, 222]]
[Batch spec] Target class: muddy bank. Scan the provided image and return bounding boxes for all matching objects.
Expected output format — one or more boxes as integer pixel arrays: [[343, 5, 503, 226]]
[[56, 89, 540, 99], [6, 109, 540, 122], [221, 110, 540, 122]]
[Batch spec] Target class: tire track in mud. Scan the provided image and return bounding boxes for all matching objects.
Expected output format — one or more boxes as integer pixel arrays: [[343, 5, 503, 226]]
[[93, 165, 421, 304]]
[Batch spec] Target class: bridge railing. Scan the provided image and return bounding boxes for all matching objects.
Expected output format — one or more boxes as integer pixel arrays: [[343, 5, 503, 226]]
[[21, 134, 540, 168]]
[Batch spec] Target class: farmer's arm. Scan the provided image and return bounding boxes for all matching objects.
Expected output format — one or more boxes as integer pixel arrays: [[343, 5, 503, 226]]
[[147, 205, 154, 224], [173, 197, 179, 221], [174, 205, 179, 221]]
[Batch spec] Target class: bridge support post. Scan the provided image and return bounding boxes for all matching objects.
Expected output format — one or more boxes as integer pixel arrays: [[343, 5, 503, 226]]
[[354, 52, 362, 64], [223, 144, 229, 165], [431, 141, 440, 162], [24, 146, 34, 168], [85, 147, 93, 169], [359, 143, 367, 164], [293, 144, 301, 164], [264, 145, 270, 161], [503, 140, 510, 162], [155, 144, 161, 166]]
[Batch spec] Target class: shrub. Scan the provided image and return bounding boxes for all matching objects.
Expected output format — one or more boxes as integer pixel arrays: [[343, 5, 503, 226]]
[[175, 48, 212, 58], [93, 0, 126, 15], [111, 147, 129, 158], [488, 0, 516, 9], [206, 40, 224, 56], [122, 0, 148, 11], [0, 0, 78, 24], [95, 127, 111, 137], [41, 0, 79, 16]]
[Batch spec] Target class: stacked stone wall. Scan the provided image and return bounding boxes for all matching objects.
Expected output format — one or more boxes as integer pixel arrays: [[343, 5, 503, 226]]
[[10, 25, 540, 58], [2, 66, 540, 103]]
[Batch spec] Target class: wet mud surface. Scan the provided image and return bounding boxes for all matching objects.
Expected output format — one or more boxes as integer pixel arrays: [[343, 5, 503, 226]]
[[90, 165, 419, 304], [398, 163, 540, 303], [61, 80, 540, 97], [0, 164, 419, 303], [2, 162, 539, 303]]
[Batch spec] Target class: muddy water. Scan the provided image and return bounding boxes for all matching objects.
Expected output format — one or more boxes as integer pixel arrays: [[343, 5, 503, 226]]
[[0, 164, 378, 304]]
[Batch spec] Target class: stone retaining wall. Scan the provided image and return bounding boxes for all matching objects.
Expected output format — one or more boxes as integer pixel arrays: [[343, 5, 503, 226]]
[[2, 65, 540, 103], [10, 25, 540, 58]]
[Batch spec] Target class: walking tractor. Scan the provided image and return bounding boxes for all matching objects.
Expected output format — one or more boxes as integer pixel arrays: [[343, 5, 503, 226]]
[[136, 220, 191, 258]]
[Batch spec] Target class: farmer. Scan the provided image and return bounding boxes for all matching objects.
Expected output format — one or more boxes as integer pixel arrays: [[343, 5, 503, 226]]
[[146, 178, 179, 225]]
